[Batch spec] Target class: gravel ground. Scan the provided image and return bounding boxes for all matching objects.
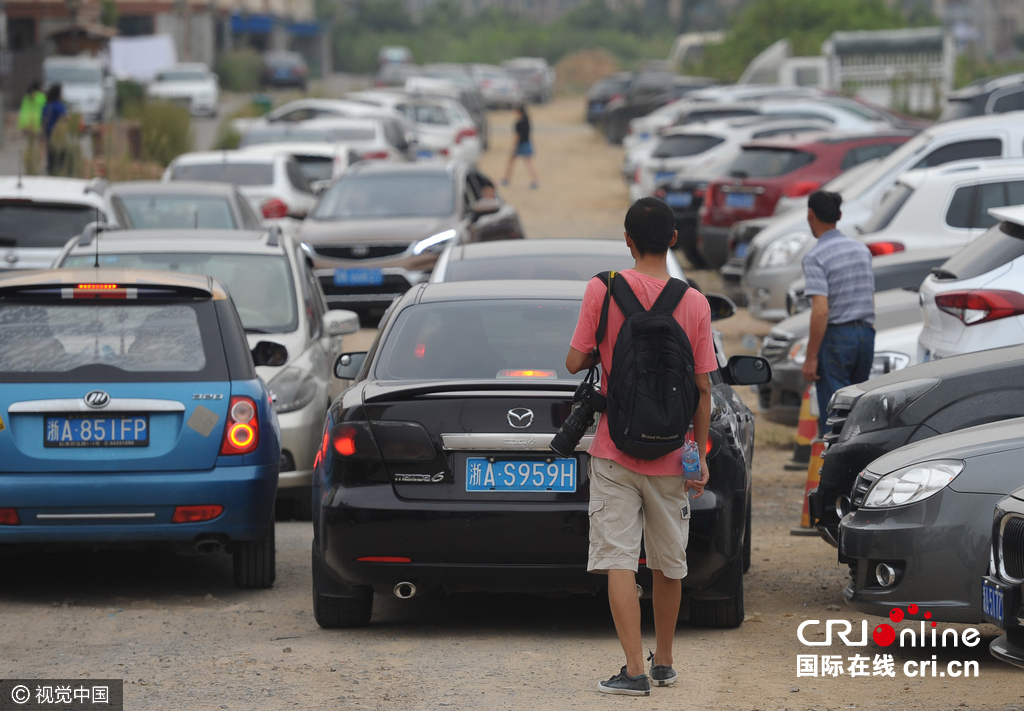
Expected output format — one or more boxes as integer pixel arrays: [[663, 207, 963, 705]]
[[1, 97, 1021, 711]]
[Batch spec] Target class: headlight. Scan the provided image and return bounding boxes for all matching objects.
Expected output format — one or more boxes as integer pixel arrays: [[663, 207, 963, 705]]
[[838, 378, 940, 444], [758, 232, 810, 268], [267, 367, 319, 414], [788, 339, 807, 365], [862, 459, 965, 509], [870, 351, 911, 378], [412, 229, 457, 255]]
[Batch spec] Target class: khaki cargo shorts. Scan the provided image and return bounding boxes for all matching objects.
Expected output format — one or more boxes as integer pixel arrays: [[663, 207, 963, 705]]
[[587, 456, 690, 580]]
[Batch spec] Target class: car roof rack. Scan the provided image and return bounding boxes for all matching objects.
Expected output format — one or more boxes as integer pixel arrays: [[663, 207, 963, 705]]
[[266, 224, 282, 247]]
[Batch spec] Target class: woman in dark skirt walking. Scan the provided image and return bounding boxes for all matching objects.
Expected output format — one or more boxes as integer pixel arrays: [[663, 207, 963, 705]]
[[502, 106, 538, 189]]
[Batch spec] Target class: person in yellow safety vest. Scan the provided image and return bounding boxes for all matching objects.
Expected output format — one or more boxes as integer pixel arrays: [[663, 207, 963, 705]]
[[17, 81, 46, 174]]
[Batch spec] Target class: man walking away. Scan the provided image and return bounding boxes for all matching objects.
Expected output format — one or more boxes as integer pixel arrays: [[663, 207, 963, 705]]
[[800, 190, 875, 434], [566, 197, 716, 696]]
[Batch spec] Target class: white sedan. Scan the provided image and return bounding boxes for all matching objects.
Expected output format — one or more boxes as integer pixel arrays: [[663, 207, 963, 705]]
[[146, 63, 219, 117]]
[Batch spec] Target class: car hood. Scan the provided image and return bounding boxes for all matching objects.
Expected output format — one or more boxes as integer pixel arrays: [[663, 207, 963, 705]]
[[299, 216, 457, 246], [770, 288, 921, 341], [62, 84, 102, 104], [866, 416, 1024, 476]]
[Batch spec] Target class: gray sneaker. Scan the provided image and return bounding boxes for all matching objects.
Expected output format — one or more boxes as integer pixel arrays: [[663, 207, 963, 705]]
[[648, 650, 678, 687], [598, 666, 651, 696]]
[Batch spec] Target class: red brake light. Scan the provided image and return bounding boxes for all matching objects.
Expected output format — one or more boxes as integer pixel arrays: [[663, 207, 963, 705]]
[[0, 508, 20, 525], [363, 150, 390, 160], [700, 184, 716, 225], [261, 198, 289, 219], [706, 438, 712, 455], [783, 180, 821, 198], [609, 93, 624, 103], [455, 128, 478, 144], [220, 396, 259, 455], [171, 505, 223, 523], [356, 556, 412, 563], [76, 283, 118, 290], [333, 425, 358, 456], [934, 290, 1024, 325], [867, 241, 904, 256], [497, 369, 557, 378]]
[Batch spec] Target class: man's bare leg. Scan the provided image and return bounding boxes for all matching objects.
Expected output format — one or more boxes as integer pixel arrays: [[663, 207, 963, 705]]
[[607, 569, 645, 677], [651, 569, 681, 667]]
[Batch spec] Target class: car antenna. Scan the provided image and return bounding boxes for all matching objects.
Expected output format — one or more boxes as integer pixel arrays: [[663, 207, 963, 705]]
[[16, 147, 23, 189], [94, 206, 101, 268]]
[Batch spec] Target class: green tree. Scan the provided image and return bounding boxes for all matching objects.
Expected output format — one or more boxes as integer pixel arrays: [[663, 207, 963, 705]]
[[99, 0, 118, 28], [356, 0, 415, 32]]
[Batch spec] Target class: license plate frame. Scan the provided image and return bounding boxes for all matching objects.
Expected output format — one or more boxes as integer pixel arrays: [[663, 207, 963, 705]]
[[725, 192, 756, 209], [44, 413, 149, 448], [665, 192, 693, 208], [983, 577, 1008, 628], [465, 457, 577, 493], [655, 171, 676, 184], [333, 268, 384, 287], [417, 150, 434, 160]]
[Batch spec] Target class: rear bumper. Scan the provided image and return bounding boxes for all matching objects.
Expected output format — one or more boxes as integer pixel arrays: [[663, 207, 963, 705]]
[[0, 464, 278, 546]]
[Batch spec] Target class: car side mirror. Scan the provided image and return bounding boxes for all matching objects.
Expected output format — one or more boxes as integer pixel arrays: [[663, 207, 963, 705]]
[[335, 352, 368, 380], [724, 355, 771, 386], [471, 197, 501, 219], [706, 293, 737, 322], [252, 340, 288, 367], [323, 309, 360, 337]]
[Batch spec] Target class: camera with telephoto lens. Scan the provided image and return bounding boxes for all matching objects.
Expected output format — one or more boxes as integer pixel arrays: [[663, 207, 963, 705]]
[[550, 366, 606, 457]]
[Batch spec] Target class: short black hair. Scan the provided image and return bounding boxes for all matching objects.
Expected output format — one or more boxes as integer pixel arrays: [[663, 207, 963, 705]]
[[808, 190, 842, 224], [624, 197, 675, 255]]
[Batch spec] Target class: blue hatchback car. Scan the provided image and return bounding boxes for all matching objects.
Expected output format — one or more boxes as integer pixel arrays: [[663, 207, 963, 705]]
[[0, 268, 281, 588]]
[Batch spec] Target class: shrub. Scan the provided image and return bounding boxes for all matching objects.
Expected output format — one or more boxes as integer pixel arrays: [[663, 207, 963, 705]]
[[116, 80, 146, 119], [140, 101, 192, 166], [216, 49, 264, 92]]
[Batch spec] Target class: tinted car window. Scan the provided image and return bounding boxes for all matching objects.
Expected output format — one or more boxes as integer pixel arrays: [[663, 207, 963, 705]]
[[937, 221, 1024, 280], [862, 183, 914, 233], [840, 142, 901, 171], [992, 89, 1024, 113], [314, 174, 455, 219], [973, 181, 1011, 229], [293, 155, 334, 183], [652, 134, 724, 159], [0, 203, 99, 248], [376, 300, 582, 380], [728, 148, 815, 178], [286, 161, 313, 193], [171, 163, 274, 186], [912, 139, 1002, 169], [121, 195, 237, 229], [945, 186, 974, 229]]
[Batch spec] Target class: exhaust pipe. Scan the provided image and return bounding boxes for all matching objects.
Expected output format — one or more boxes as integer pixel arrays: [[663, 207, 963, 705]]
[[393, 582, 417, 599], [195, 539, 224, 555]]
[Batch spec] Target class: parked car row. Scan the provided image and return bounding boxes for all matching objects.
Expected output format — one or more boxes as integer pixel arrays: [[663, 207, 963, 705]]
[[374, 58, 556, 111]]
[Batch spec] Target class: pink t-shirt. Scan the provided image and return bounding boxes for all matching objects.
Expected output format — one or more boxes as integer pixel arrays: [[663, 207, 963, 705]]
[[570, 270, 717, 476]]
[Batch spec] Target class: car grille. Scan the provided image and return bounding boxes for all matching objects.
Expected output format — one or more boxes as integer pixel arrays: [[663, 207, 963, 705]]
[[311, 245, 408, 260], [999, 515, 1024, 581], [760, 333, 793, 363], [850, 470, 881, 510], [823, 404, 851, 448], [758, 385, 772, 411]]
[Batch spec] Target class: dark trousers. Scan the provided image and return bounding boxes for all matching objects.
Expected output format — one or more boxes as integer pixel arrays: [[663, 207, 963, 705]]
[[815, 322, 875, 436]]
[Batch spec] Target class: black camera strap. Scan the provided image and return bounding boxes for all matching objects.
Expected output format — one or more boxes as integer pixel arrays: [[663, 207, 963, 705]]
[[594, 271, 616, 350]]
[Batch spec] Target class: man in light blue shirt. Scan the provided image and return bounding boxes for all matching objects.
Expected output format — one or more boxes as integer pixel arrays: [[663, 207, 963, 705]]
[[800, 190, 875, 434]]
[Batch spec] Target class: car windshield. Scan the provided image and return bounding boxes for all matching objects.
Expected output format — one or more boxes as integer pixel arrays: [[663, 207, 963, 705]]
[[45, 65, 101, 84], [376, 300, 583, 380], [171, 162, 274, 186], [401, 104, 450, 125], [61, 253, 297, 333], [446, 255, 636, 281], [728, 148, 815, 178], [652, 134, 724, 159], [120, 195, 237, 229], [0, 202, 98, 248], [314, 174, 455, 220], [157, 71, 208, 82], [0, 302, 210, 375]]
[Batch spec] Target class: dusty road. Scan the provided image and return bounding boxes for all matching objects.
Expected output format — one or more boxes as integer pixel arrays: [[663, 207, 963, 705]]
[[2, 97, 1021, 711]]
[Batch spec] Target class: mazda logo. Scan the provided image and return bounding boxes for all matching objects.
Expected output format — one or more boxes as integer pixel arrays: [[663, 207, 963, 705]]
[[507, 408, 534, 429], [84, 390, 110, 409]]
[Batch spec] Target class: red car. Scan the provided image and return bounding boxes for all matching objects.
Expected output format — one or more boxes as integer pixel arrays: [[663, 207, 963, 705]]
[[697, 131, 914, 268]]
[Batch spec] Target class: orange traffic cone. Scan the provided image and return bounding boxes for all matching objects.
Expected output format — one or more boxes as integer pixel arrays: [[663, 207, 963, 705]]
[[791, 438, 825, 536], [785, 385, 818, 470]]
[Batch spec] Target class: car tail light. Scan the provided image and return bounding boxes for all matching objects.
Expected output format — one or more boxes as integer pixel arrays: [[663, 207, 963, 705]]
[[633, 166, 641, 184], [497, 369, 557, 378], [439, 148, 449, 156], [357, 556, 411, 563], [363, 150, 390, 160], [654, 188, 667, 198], [783, 180, 821, 198], [867, 241, 904, 256], [333, 425, 358, 456], [609, 93, 624, 103], [935, 290, 1024, 325], [455, 128, 478, 144], [0, 508, 19, 525], [700, 184, 716, 225], [220, 396, 259, 455], [261, 198, 289, 219], [172, 505, 223, 523]]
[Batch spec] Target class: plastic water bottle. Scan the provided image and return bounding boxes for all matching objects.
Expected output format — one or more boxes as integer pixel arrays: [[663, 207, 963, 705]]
[[682, 427, 701, 481]]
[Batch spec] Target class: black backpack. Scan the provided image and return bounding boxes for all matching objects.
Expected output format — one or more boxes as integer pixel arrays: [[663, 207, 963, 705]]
[[595, 271, 699, 461]]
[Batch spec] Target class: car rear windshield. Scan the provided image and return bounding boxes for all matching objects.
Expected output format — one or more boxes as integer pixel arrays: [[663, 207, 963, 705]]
[[445, 255, 635, 282], [376, 300, 583, 380], [0, 300, 228, 382], [860, 183, 914, 234], [171, 163, 274, 186], [727, 148, 815, 178], [401, 104, 450, 125], [934, 221, 1024, 281], [652, 134, 724, 159], [120, 195, 237, 230], [293, 155, 334, 182], [61, 253, 297, 333], [314, 174, 454, 220], [0, 202, 99, 249], [239, 129, 337, 147]]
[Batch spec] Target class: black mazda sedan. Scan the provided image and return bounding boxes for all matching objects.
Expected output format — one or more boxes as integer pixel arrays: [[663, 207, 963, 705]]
[[310, 280, 769, 628]]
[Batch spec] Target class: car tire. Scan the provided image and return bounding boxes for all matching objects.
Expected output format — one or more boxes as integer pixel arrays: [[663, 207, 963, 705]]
[[232, 522, 276, 589], [743, 490, 752, 574], [688, 558, 744, 629], [313, 586, 373, 629]]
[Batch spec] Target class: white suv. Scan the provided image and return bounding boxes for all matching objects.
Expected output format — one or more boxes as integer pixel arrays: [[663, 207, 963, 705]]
[[918, 205, 1024, 361]]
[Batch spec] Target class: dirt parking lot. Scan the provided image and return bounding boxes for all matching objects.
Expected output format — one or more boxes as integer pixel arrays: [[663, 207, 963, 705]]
[[1, 98, 1021, 711]]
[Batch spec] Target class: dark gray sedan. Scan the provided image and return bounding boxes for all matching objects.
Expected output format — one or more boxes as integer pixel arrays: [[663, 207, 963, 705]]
[[839, 417, 1024, 623], [984, 484, 1024, 668]]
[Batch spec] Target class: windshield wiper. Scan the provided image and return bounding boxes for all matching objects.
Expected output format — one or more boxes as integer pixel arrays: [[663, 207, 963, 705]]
[[244, 327, 274, 334]]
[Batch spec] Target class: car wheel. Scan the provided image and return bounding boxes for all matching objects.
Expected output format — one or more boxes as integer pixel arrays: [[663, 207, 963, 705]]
[[232, 522, 276, 589], [743, 490, 752, 574], [313, 585, 373, 628], [688, 558, 744, 629]]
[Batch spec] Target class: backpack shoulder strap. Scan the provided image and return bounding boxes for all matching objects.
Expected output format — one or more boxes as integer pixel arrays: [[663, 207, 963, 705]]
[[594, 271, 614, 346], [650, 277, 689, 314], [610, 272, 646, 318]]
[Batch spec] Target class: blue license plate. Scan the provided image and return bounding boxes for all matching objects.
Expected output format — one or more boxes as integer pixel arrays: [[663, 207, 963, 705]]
[[735, 242, 749, 258], [640, 132, 650, 140], [44, 414, 149, 448], [665, 192, 693, 208], [655, 171, 676, 184], [725, 192, 756, 209], [983, 579, 1006, 627], [591, 102, 604, 113], [417, 150, 434, 159], [334, 268, 383, 287], [466, 458, 577, 492]]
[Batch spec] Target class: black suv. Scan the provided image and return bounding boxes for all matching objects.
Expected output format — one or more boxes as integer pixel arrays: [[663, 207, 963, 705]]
[[601, 72, 714, 145]]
